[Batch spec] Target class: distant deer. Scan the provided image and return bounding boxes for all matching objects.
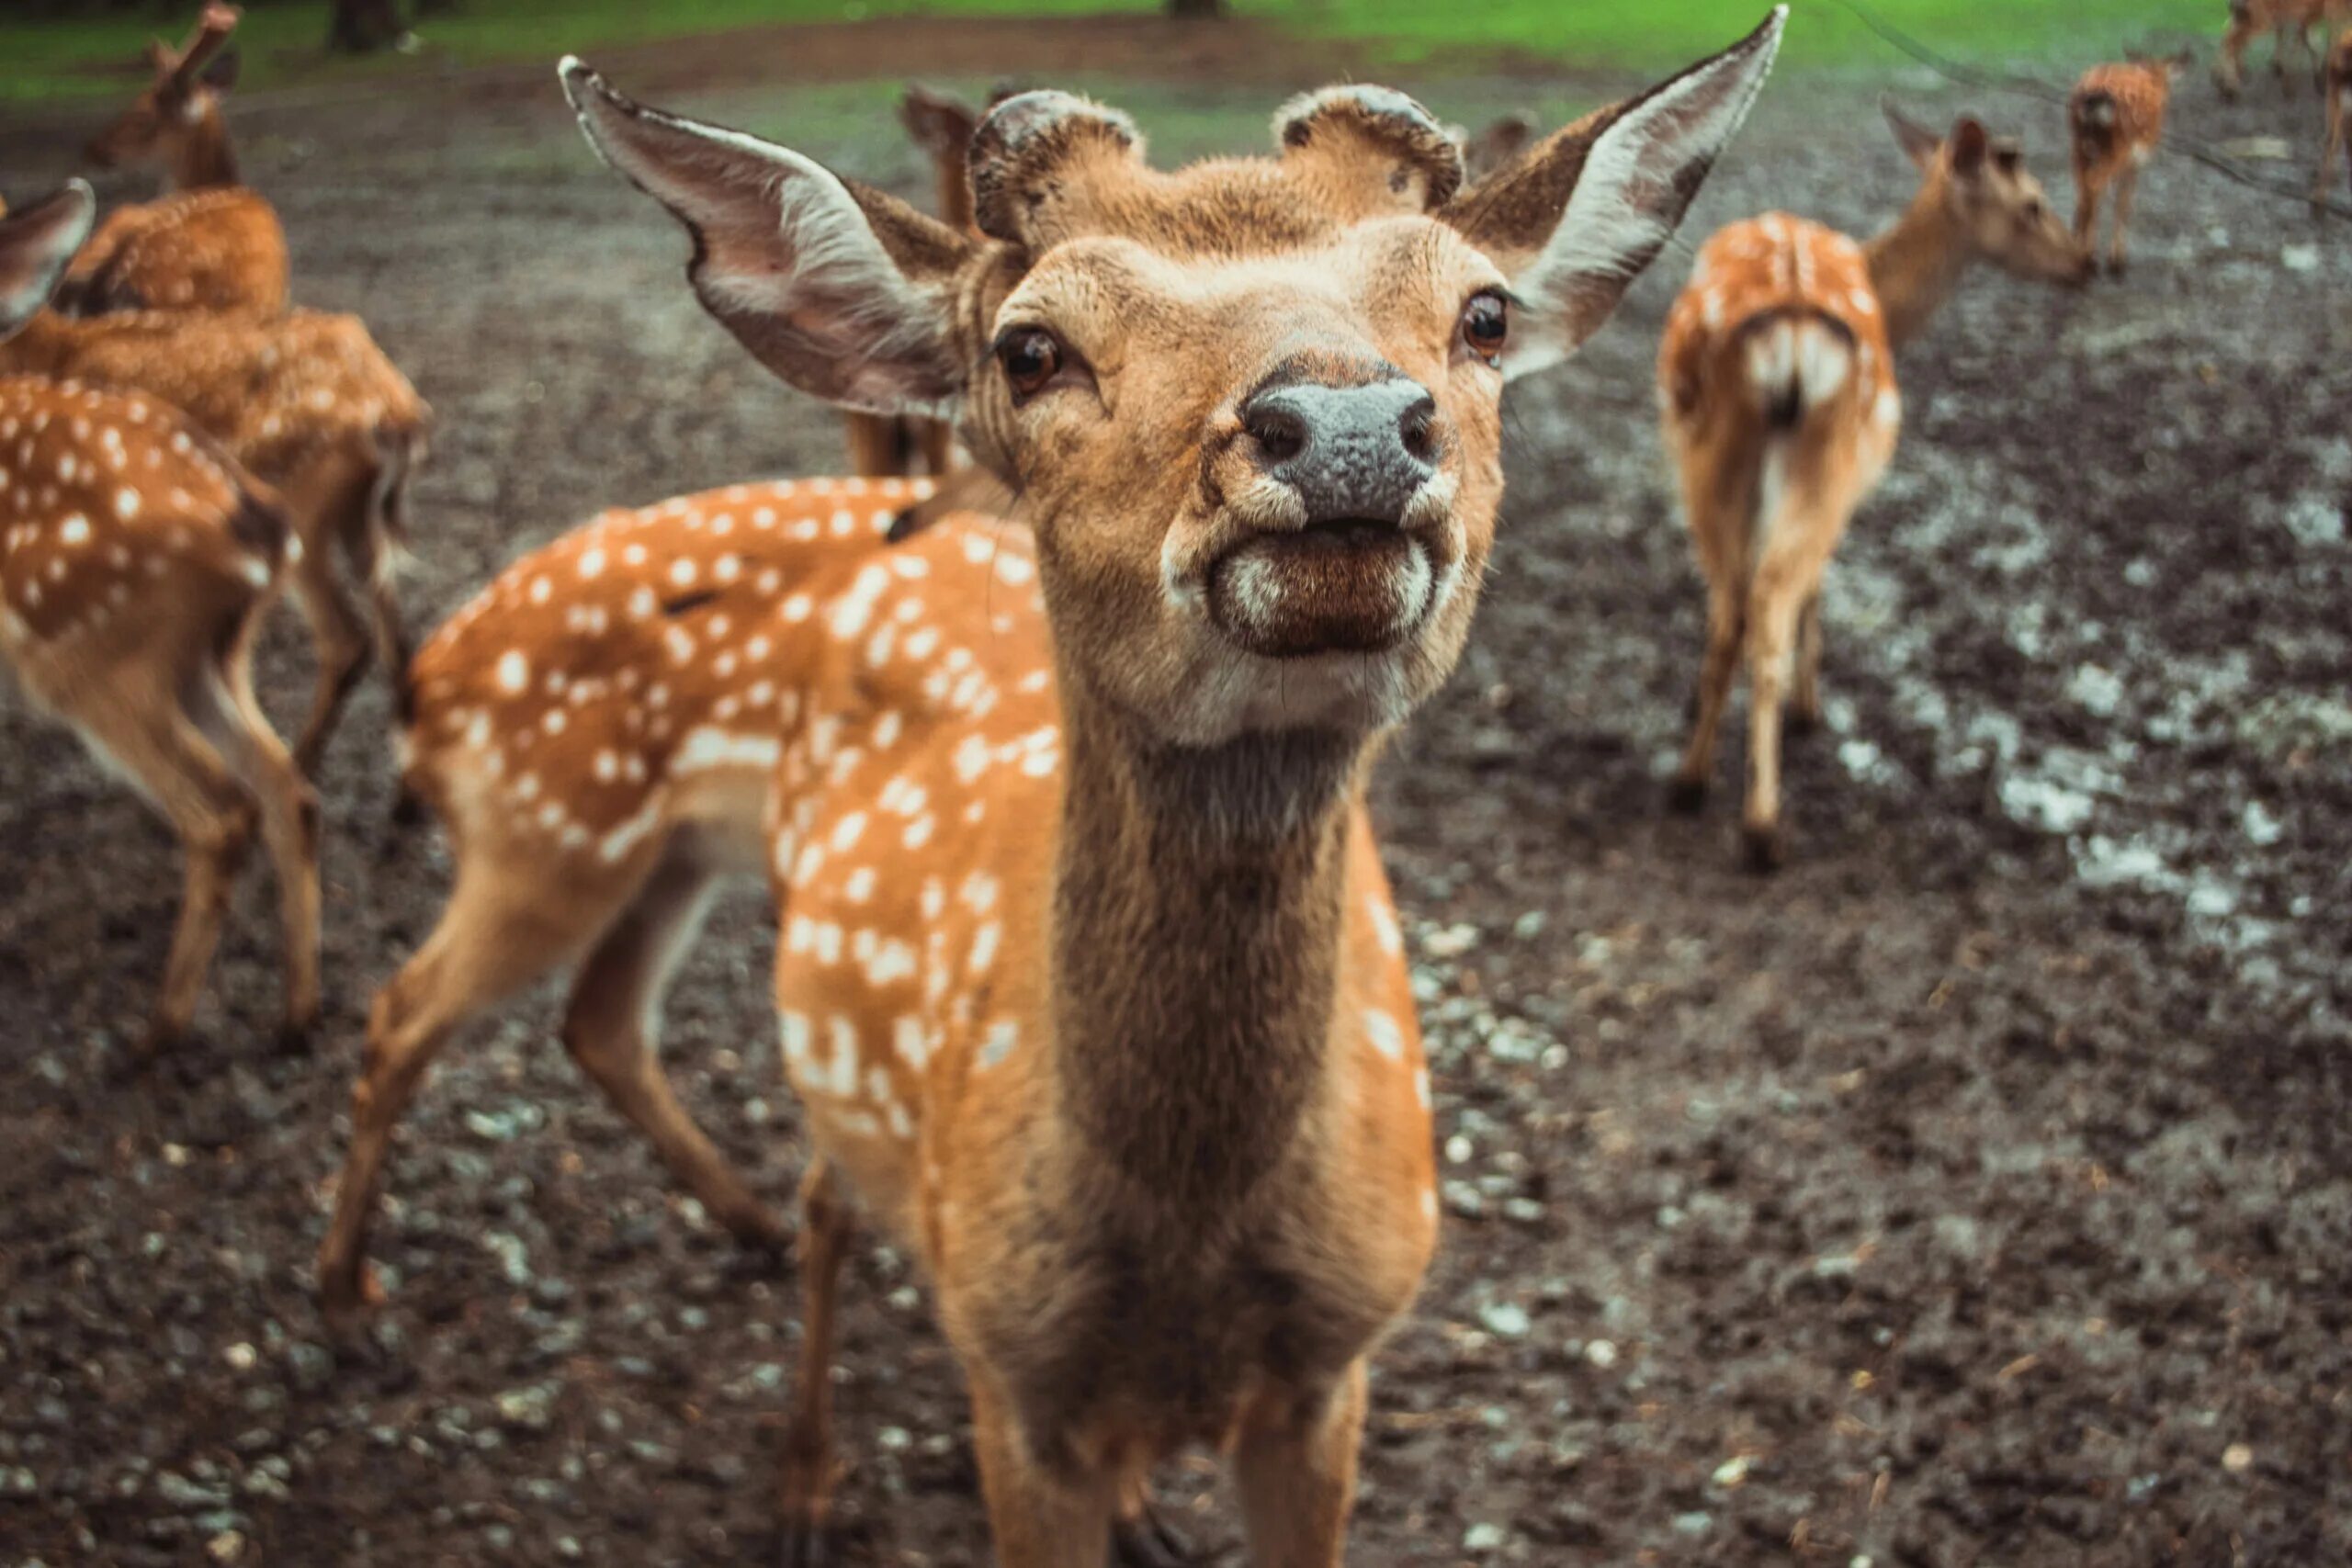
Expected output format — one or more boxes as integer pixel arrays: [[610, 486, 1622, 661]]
[[2070, 52, 2189, 272], [2215, 0, 2351, 97], [2318, 26, 2352, 207], [0, 183, 318, 1051], [68, 4, 289, 317], [840, 84, 983, 482], [1662, 107, 2089, 869], [0, 300, 430, 771], [1456, 112, 1535, 179], [374, 21, 1771, 1562]]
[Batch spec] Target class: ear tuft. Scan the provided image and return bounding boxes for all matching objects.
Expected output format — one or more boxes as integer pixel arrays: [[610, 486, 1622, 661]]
[[1951, 116, 1990, 175], [1273, 85, 1464, 210], [969, 90, 1143, 247]]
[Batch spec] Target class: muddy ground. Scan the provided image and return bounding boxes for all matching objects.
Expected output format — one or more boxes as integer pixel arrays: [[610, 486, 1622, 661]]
[[1, 16, 2348, 1567]]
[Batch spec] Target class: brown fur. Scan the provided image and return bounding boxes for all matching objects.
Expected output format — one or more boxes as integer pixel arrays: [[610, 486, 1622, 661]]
[[2070, 58, 2183, 271], [74, 4, 288, 319], [2318, 27, 2352, 207], [1663, 110, 2088, 868], [0, 306, 431, 769], [2215, 0, 2352, 96], [549, 18, 1783, 1559]]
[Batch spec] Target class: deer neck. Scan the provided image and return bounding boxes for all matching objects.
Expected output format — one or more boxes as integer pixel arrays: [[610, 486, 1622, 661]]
[[1046, 681, 1369, 1210], [1863, 189, 1973, 350], [169, 110, 239, 189]]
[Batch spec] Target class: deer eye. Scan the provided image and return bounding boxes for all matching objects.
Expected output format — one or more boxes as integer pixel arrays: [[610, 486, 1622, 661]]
[[995, 327, 1064, 402], [2021, 197, 2046, 222], [1460, 289, 1509, 367]]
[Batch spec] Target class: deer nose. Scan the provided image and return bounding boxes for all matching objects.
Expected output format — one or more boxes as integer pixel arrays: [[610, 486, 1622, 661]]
[[1239, 378, 1440, 526]]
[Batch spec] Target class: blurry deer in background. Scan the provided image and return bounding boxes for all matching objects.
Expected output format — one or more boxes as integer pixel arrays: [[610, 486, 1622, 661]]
[[2070, 52, 2189, 273], [512, 17, 1781, 1562], [840, 84, 982, 481], [0, 184, 318, 1051], [67, 4, 289, 317], [2214, 0, 2350, 97], [2318, 27, 2352, 207], [1455, 112, 1534, 179], [0, 299, 431, 771], [1661, 107, 2089, 869]]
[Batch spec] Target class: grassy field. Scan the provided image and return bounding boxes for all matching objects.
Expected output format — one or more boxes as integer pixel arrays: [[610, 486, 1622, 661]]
[[0, 0, 2226, 105]]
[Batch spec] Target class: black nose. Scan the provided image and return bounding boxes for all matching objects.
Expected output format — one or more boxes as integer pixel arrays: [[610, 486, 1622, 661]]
[[1240, 378, 1439, 525]]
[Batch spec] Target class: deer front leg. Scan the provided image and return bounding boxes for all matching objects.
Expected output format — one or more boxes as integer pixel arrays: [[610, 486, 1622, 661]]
[[1232, 1362, 1370, 1568], [2073, 166, 2106, 259], [779, 1159, 849, 1567], [2216, 21, 2251, 97], [2109, 165, 2142, 273], [968, 1382, 1119, 1568]]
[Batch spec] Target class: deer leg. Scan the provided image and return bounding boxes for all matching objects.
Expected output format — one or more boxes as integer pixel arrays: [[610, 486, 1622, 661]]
[[779, 1158, 850, 1568], [77, 687, 255, 1053], [2109, 166, 2142, 273], [1669, 579, 1744, 813], [968, 1381, 1118, 1568], [283, 521, 373, 774], [560, 851, 786, 1248], [317, 869, 596, 1322], [2217, 23, 2249, 96], [1232, 1361, 1370, 1568], [2279, 23, 2301, 94], [1788, 592, 1825, 737], [2073, 168, 2105, 257], [192, 650, 322, 1045], [1741, 572, 1810, 873], [2320, 98, 2346, 210]]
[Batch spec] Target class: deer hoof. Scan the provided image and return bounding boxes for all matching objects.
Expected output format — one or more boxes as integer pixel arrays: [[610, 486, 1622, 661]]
[[1785, 704, 1823, 740], [1667, 775, 1710, 816], [1114, 1505, 1198, 1568], [1741, 821, 1787, 874]]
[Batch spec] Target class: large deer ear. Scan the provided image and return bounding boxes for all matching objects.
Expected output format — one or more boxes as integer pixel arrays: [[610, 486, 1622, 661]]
[[0, 181, 96, 340], [561, 58, 979, 417], [1442, 7, 1785, 383]]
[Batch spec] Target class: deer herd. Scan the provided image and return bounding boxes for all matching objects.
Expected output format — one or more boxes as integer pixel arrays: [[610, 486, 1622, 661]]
[[0, 0, 2338, 1559]]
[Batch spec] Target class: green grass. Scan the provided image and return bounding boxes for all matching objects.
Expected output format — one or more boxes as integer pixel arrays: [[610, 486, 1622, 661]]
[[0, 0, 2227, 107]]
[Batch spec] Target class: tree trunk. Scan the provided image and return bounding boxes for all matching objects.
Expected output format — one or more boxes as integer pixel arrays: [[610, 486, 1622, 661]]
[[326, 0, 405, 53]]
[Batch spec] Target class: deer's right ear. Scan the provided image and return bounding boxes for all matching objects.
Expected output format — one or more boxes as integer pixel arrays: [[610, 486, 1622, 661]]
[[1442, 7, 1784, 383], [562, 59, 978, 417], [0, 181, 96, 340]]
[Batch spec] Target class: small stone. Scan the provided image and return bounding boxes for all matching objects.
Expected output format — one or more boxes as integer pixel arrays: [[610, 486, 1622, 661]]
[[1477, 1303, 1531, 1339], [222, 1343, 256, 1372], [1584, 1339, 1618, 1369], [1463, 1522, 1508, 1552], [206, 1530, 245, 1562], [1423, 923, 1479, 959], [1673, 1511, 1713, 1537], [2222, 1442, 2253, 1473], [1711, 1455, 1751, 1488]]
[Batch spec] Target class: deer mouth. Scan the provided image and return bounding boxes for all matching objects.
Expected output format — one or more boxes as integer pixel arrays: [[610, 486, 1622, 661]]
[[1205, 519, 1439, 660]]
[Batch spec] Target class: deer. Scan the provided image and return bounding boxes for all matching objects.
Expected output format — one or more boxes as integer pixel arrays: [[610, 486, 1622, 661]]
[[330, 17, 1784, 1562], [842, 84, 984, 483], [0, 295, 430, 772], [2318, 27, 2352, 208], [2070, 52, 2190, 273], [0, 183, 318, 1052], [1455, 112, 1535, 179], [2215, 0, 2352, 98], [1662, 106, 2090, 871], [67, 4, 289, 318]]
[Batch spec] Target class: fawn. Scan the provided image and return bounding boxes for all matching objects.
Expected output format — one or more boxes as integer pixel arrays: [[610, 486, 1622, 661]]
[[0, 183, 318, 1050], [2319, 27, 2352, 206], [2070, 52, 2190, 273], [68, 4, 288, 318], [0, 294, 429, 771], [1662, 107, 2088, 869], [842, 85, 984, 482], [547, 17, 1762, 1561], [2216, 0, 2352, 97]]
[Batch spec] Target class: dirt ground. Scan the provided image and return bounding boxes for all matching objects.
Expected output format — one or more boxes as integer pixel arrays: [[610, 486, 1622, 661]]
[[2, 16, 2348, 1567]]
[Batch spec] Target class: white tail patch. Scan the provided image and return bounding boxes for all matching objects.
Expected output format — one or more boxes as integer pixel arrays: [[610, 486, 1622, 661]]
[[1743, 314, 1851, 424]]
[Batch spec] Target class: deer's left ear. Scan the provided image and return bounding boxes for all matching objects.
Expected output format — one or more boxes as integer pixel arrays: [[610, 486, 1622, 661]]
[[0, 182, 96, 339], [562, 58, 981, 417], [1442, 6, 1784, 383]]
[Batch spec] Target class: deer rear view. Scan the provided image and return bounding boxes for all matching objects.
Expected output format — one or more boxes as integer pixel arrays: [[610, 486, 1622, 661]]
[[508, 16, 1786, 1562], [0, 183, 318, 1051], [1662, 107, 2088, 868], [2215, 0, 2352, 96], [68, 4, 288, 317], [0, 299, 430, 770], [2070, 53, 2188, 273]]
